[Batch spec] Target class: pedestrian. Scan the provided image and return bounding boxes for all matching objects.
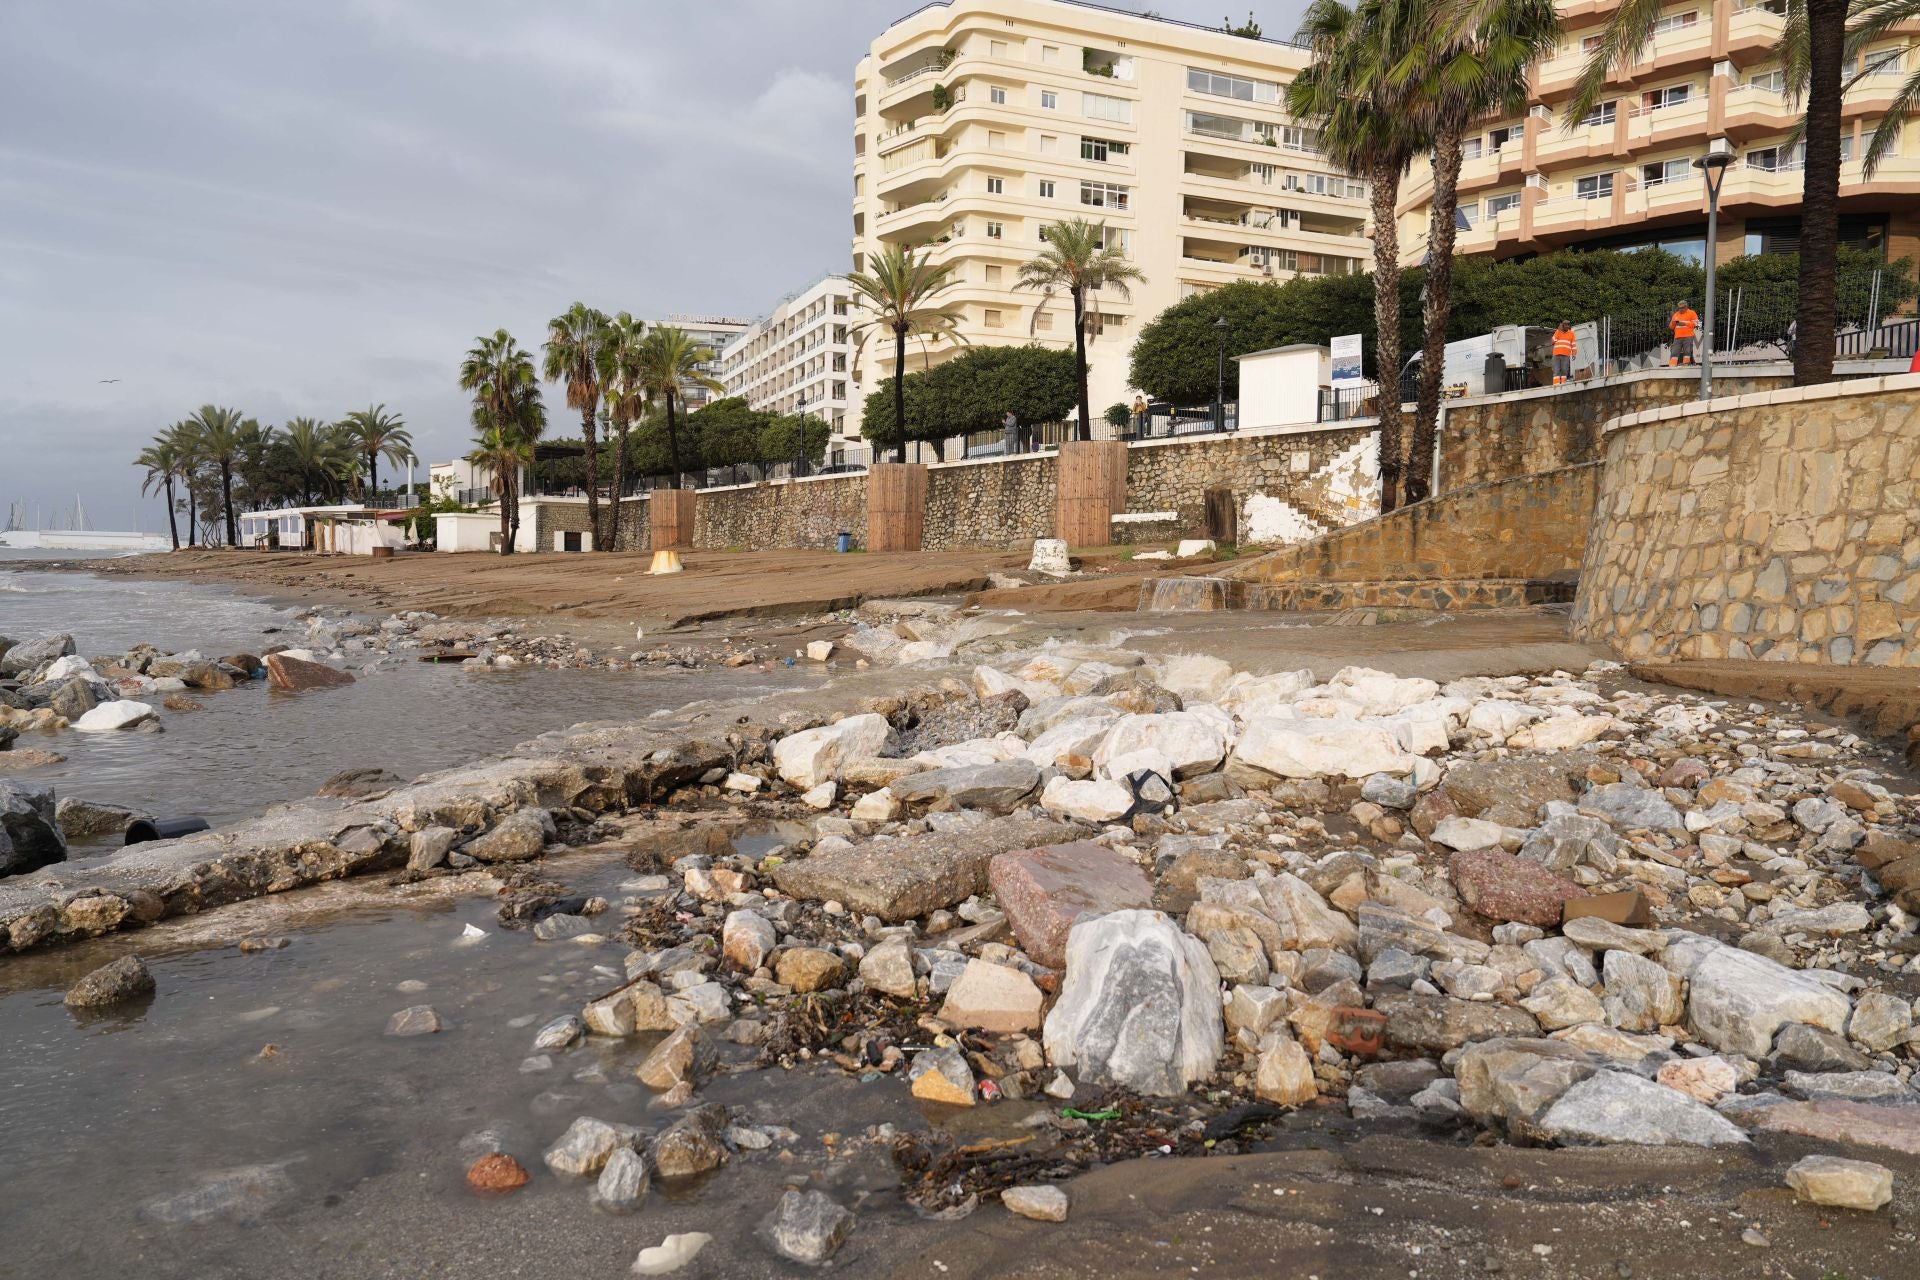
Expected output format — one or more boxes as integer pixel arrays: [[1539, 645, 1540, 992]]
[[1668, 299, 1700, 367], [1131, 393, 1148, 436], [1002, 409, 1020, 456], [1551, 320, 1577, 386]]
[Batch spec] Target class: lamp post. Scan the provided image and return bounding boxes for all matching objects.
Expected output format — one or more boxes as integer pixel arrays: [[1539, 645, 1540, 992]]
[[793, 394, 809, 481], [1694, 149, 1734, 400], [1212, 315, 1231, 432]]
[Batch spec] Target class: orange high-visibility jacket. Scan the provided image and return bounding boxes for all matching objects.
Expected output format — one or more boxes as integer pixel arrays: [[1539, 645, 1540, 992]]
[[1670, 307, 1700, 339], [1552, 327, 1577, 356]]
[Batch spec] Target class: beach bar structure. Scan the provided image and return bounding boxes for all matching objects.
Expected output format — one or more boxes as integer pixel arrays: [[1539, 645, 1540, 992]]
[[236, 504, 411, 554]]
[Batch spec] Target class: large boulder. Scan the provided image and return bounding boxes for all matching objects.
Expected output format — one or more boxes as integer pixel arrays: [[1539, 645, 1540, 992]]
[[1231, 717, 1414, 780], [1536, 1071, 1749, 1147], [889, 760, 1040, 815], [1450, 848, 1583, 927], [0, 633, 75, 678], [460, 808, 556, 863], [54, 797, 139, 839], [46, 677, 99, 722], [265, 653, 356, 692], [0, 780, 68, 877], [989, 841, 1153, 968], [772, 815, 1080, 922], [1093, 712, 1226, 780], [772, 714, 892, 790], [1455, 1037, 1602, 1131], [1043, 909, 1222, 1097], [71, 700, 158, 732], [1664, 934, 1853, 1059], [1373, 992, 1540, 1053]]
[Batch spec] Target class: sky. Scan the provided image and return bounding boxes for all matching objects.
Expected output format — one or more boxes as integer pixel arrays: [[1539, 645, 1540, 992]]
[[0, 0, 1306, 531]]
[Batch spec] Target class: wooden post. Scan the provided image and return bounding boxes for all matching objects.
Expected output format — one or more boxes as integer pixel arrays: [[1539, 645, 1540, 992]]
[[1205, 487, 1237, 544], [1054, 440, 1129, 548], [867, 462, 926, 553], [649, 489, 696, 550]]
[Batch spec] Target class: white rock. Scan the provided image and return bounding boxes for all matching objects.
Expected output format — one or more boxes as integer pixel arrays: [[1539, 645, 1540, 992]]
[[1028, 538, 1071, 574], [800, 781, 838, 810], [1043, 909, 1222, 1097], [1099, 746, 1178, 786], [1430, 817, 1511, 851], [1024, 716, 1118, 767], [1174, 538, 1216, 558], [1219, 669, 1316, 718], [71, 699, 158, 732], [773, 714, 892, 790], [850, 789, 902, 821], [1786, 1155, 1894, 1211], [1232, 716, 1414, 779], [1466, 700, 1546, 743], [805, 640, 835, 662], [1002, 1184, 1070, 1221], [1253, 1032, 1317, 1104], [1328, 667, 1439, 715], [631, 1232, 712, 1275], [1093, 712, 1226, 780], [1537, 1071, 1749, 1147], [723, 771, 762, 793], [1662, 934, 1853, 1059], [1039, 775, 1133, 824], [41, 654, 92, 682], [1152, 653, 1235, 703], [1508, 714, 1617, 752], [723, 910, 776, 971]]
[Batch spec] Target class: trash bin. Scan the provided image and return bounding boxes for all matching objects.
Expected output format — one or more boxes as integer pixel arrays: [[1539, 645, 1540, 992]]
[[1482, 351, 1507, 395], [836, 531, 852, 553]]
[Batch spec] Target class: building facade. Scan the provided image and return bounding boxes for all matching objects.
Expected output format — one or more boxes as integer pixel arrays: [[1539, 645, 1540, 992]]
[[647, 316, 751, 412], [1396, 0, 1920, 266], [850, 0, 1373, 412], [718, 274, 862, 442]]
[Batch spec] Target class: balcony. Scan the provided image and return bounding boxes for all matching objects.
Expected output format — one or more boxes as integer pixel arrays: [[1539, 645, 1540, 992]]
[[1621, 170, 1704, 218], [1726, 2, 1789, 63], [1529, 188, 1622, 236], [1720, 82, 1799, 142], [1533, 115, 1623, 170], [1625, 92, 1710, 145]]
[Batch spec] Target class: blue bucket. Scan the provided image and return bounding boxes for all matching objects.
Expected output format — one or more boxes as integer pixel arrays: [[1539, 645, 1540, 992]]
[[836, 531, 852, 553]]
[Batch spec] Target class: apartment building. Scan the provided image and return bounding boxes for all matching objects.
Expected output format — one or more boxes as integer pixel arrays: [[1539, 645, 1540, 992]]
[[851, 0, 1373, 411], [1396, 0, 1920, 266], [718, 274, 862, 442], [646, 315, 751, 412]]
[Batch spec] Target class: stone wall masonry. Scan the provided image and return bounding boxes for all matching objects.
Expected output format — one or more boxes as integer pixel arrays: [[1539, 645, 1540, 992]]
[[1573, 375, 1920, 665], [1227, 464, 1599, 588], [693, 475, 868, 551], [924, 453, 1058, 550], [1124, 425, 1376, 543]]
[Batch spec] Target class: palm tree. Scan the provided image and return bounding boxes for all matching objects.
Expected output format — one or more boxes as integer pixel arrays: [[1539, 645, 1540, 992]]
[[134, 432, 183, 550], [458, 330, 545, 554], [170, 421, 202, 547], [280, 417, 355, 505], [1572, 0, 1846, 385], [1404, 0, 1560, 503], [1017, 218, 1147, 441], [847, 245, 967, 462], [1289, 0, 1429, 511], [542, 302, 612, 548], [337, 404, 414, 498], [181, 405, 257, 546], [598, 312, 648, 550], [634, 326, 723, 488]]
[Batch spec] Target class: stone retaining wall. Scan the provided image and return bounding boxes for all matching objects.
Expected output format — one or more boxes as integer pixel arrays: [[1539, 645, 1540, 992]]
[[1228, 464, 1599, 588], [1573, 375, 1920, 664]]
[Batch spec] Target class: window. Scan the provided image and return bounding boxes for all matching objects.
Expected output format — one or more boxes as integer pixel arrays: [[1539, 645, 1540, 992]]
[[990, 85, 1008, 104], [1093, 225, 1129, 251], [984, 308, 1005, 328], [1575, 173, 1614, 199], [1038, 133, 1059, 155], [1035, 311, 1054, 330], [1652, 10, 1699, 34], [1280, 171, 1367, 199], [1459, 203, 1477, 228], [1642, 157, 1690, 185], [1279, 125, 1322, 154], [1462, 137, 1484, 159], [990, 39, 1009, 58], [1841, 132, 1855, 162], [1581, 33, 1606, 53], [1038, 179, 1056, 198], [1080, 136, 1127, 161], [1864, 47, 1907, 75], [1275, 249, 1358, 276], [1252, 161, 1275, 186], [1083, 92, 1131, 123], [984, 264, 1003, 283], [986, 176, 1004, 193], [1487, 192, 1522, 217], [1185, 67, 1280, 103], [1746, 142, 1802, 171], [1582, 101, 1617, 126], [1041, 90, 1059, 110], [1747, 69, 1785, 92], [988, 130, 1007, 148], [1487, 125, 1519, 152], [1080, 180, 1129, 209], [986, 221, 1003, 239], [1643, 84, 1692, 110], [1041, 45, 1059, 64]]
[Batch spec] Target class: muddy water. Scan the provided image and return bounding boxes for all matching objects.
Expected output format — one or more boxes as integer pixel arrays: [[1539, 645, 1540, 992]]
[[0, 558, 819, 856], [0, 844, 949, 1278]]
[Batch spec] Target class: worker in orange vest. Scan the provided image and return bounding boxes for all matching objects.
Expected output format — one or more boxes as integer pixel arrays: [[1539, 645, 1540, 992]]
[[1552, 321, 1578, 385], [1669, 300, 1700, 366]]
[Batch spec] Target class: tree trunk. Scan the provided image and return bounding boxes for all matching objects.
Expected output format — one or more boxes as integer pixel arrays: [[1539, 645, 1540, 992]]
[[1408, 120, 1466, 507], [164, 477, 180, 550], [892, 325, 908, 463], [581, 401, 602, 549], [1794, 0, 1846, 386], [610, 422, 629, 552], [1072, 287, 1091, 442], [220, 461, 236, 546], [1370, 156, 1407, 513], [497, 483, 512, 554], [665, 390, 683, 489], [188, 484, 198, 547], [368, 452, 379, 497]]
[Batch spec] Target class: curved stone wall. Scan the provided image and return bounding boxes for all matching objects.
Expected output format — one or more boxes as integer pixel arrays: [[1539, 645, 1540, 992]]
[[1573, 376, 1920, 664]]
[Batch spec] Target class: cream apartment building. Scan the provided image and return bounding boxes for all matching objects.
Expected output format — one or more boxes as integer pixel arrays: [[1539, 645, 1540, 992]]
[[851, 0, 1373, 413], [1396, 0, 1920, 266], [719, 274, 862, 443]]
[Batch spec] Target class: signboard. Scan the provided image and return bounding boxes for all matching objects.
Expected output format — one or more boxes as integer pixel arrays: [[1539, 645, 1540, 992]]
[[1330, 333, 1363, 386]]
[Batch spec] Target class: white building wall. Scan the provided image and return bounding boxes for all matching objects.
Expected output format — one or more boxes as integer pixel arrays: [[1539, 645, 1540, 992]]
[[719, 274, 863, 442]]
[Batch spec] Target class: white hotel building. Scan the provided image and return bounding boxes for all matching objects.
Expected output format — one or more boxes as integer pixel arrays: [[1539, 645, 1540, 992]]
[[718, 274, 862, 443]]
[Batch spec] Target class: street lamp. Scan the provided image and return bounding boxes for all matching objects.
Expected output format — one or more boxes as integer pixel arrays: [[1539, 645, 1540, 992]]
[[794, 394, 809, 480], [1212, 315, 1232, 432], [1694, 148, 1734, 400]]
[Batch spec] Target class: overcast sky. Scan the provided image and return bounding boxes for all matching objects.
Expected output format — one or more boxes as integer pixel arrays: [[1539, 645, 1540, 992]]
[[1, 0, 1303, 531]]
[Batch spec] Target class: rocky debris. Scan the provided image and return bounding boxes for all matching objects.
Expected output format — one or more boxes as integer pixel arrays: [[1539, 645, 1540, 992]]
[[1665, 936, 1853, 1059], [545, 1116, 639, 1178], [408, 826, 458, 871], [1002, 1184, 1070, 1221], [636, 1027, 708, 1091], [1039, 776, 1133, 823], [940, 959, 1044, 1033], [1, 780, 67, 877], [265, 653, 355, 691], [1785, 1154, 1894, 1211], [650, 1105, 729, 1179], [592, 1146, 651, 1214], [460, 808, 556, 864], [760, 1189, 855, 1265], [771, 815, 1080, 922], [911, 1045, 977, 1105], [466, 1152, 530, 1193], [722, 910, 775, 971], [0, 633, 75, 678], [64, 953, 155, 1008], [772, 713, 891, 789], [774, 947, 844, 993], [1450, 847, 1582, 926], [1537, 1072, 1749, 1147], [1044, 910, 1222, 1097], [891, 760, 1041, 815], [317, 767, 406, 799], [859, 935, 919, 997], [1232, 717, 1414, 781], [385, 1005, 442, 1036], [1374, 993, 1541, 1053], [989, 841, 1153, 968], [1754, 1100, 1920, 1155], [54, 797, 138, 839]]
